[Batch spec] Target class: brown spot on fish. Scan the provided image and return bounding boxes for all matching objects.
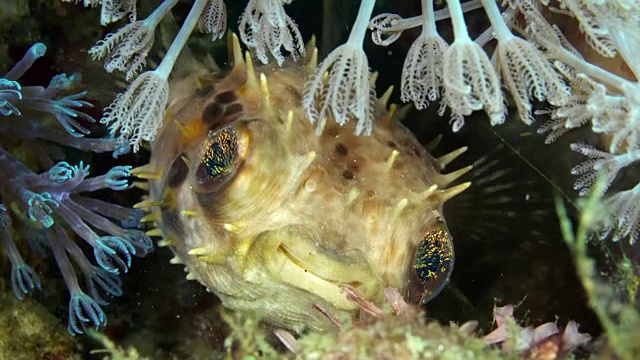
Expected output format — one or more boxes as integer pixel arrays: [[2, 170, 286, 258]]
[[342, 170, 355, 180], [223, 103, 243, 116], [335, 143, 348, 157], [202, 102, 223, 126], [167, 154, 189, 188], [215, 90, 237, 104]]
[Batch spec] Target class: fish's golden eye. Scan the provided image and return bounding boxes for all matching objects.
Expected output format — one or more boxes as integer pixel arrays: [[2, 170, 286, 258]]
[[407, 225, 454, 305], [195, 126, 246, 188]]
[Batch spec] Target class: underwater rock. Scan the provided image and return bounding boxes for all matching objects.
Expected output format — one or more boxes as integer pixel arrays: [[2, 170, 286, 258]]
[[0, 287, 81, 359]]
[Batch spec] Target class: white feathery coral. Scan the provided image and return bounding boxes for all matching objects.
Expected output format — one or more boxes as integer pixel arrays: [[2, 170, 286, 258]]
[[369, 13, 404, 46], [90, 22, 154, 80], [441, 0, 505, 132], [400, 0, 449, 110], [482, 0, 570, 125], [515, 0, 581, 56], [522, 1, 640, 246], [101, 72, 168, 152], [559, 1, 616, 57], [100, 0, 208, 153], [238, 0, 304, 66], [100, 0, 137, 25], [570, 144, 640, 196], [554, 0, 640, 59], [604, 20, 640, 81], [199, 0, 227, 41], [589, 90, 639, 154], [368, 1, 483, 47], [537, 67, 604, 143], [304, 48, 373, 136], [539, 38, 640, 155], [600, 184, 640, 244], [303, 0, 376, 136], [89, 0, 178, 81], [62, 0, 137, 25]]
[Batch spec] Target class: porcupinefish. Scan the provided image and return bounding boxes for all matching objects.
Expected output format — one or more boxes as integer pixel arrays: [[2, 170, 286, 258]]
[[139, 35, 470, 333]]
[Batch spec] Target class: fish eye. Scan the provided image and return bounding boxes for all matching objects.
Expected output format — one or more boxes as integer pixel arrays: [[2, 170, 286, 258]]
[[407, 225, 454, 305], [195, 126, 247, 189]]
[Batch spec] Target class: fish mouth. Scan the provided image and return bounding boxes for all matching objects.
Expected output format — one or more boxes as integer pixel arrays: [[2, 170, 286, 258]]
[[276, 242, 381, 310], [249, 227, 382, 311]]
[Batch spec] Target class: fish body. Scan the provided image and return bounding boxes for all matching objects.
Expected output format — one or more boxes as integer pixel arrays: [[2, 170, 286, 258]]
[[145, 40, 465, 332]]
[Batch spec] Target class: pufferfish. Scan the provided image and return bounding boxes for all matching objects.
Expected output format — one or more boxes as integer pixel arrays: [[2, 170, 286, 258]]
[[137, 35, 471, 333]]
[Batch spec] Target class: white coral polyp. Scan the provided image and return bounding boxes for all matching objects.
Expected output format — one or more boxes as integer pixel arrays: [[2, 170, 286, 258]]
[[368, 13, 404, 46], [400, 0, 449, 111], [303, 0, 376, 137], [442, 40, 505, 128], [100, 72, 168, 153], [303, 46, 373, 136], [441, 0, 505, 131], [89, 0, 178, 81], [401, 34, 448, 110], [97, 0, 208, 154], [239, 0, 304, 65], [601, 184, 640, 244], [482, 0, 570, 126], [199, 0, 227, 40], [497, 36, 570, 125], [90, 22, 155, 81], [100, 0, 137, 25]]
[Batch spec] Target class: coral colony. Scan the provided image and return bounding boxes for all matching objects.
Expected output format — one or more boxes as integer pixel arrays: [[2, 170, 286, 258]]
[[0, 42, 151, 334], [1, 0, 638, 336]]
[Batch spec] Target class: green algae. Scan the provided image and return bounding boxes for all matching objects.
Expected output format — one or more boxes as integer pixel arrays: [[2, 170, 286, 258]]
[[0, 286, 81, 359], [556, 185, 640, 360], [89, 332, 149, 360], [219, 304, 510, 360], [295, 313, 507, 360]]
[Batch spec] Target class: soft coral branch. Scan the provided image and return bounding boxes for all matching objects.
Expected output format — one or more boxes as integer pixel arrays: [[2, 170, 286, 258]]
[[0, 43, 150, 334], [100, 0, 208, 153], [89, 0, 179, 81], [303, 0, 376, 136], [239, 0, 304, 65]]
